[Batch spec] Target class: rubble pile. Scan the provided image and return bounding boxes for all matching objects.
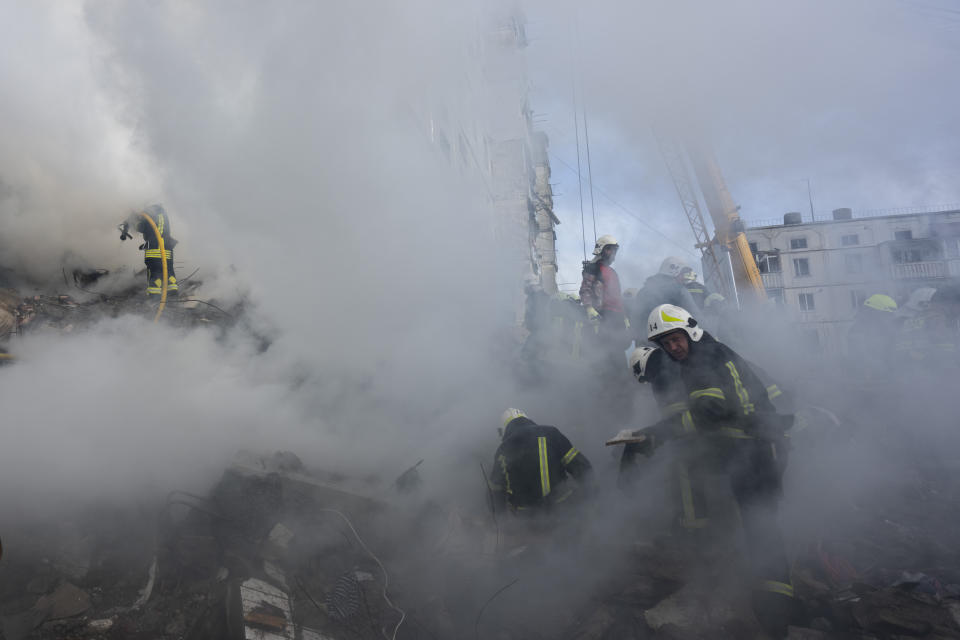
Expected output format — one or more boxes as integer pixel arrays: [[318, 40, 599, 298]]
[[0, 272, 250, 352], [0, 452, 407, 640], [1, 446, 959, 639]]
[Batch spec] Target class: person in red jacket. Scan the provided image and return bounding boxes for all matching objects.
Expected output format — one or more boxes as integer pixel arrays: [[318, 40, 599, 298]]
[[579, 235, 632, 418], [579, 234, 625, 329]]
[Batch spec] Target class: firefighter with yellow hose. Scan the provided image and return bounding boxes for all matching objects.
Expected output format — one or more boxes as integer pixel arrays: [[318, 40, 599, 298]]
[[119, 204, 178, 299]]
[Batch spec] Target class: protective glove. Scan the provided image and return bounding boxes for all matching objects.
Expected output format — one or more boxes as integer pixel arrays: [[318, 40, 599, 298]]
[[624, 316, 631, 330], [585, 306, 600, 323]]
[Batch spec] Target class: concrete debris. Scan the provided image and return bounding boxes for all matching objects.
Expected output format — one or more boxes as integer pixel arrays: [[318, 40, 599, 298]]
[[87, 617, 114, 631], [267, 523, 296, 553], [1, 445, 958, 640], [36, 582, 91, 620], [132, 556, 157, 609], [642, 580, 752, 636]]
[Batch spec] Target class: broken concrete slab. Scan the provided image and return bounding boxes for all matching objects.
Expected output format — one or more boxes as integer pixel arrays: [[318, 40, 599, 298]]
[[643, 580, 758, 638], [87, 617, 114, 632], [36, 581, 91, 620], [850, 586, 960, 637]]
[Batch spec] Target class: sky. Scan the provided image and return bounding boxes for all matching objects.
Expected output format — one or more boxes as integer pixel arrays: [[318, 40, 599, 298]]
[[521, 0, 960, 290]]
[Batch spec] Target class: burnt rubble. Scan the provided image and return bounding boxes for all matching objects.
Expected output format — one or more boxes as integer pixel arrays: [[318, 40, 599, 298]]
[[0, 447, 957, 639]]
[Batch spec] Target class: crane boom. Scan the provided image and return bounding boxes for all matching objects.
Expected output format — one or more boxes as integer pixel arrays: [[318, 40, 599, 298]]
[[683, 141, 766, 301], [653, 129, 731, 299]]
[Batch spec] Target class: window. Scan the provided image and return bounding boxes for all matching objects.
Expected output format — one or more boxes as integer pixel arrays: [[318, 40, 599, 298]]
[[841, 234, 859, 246], [894, 230, 913, 241], [798, 293, 815, 311], [945, 238, 960, 259], [893, 248, 923, 264], [845, 254, 863, 274], [749, 241, 758, 254], [850, 290, 866, 309], [757, 254, 782, 273], [793, 258, 810, 277], [766, 288, 785, 305], [790, 237, 808, 250]]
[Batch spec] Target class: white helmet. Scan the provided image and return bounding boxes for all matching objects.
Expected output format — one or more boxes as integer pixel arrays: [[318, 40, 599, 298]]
[[592, 234, 619, 256], [647, 304, 703, 343], [628, 346, 660, 383], [905, 287, 936, 312], [704, 293, 726, 309], [659, 256, 690, 278], [500, 408, 527, 428]]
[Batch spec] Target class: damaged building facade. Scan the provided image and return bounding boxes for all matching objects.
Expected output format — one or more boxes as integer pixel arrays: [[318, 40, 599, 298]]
[[421, 12, 559, 327], [746, 206, 960, 352]]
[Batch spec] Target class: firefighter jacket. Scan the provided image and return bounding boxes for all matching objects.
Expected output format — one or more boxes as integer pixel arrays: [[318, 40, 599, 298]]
[[579, 261, 624, 315], [629, 338, 790, 448], [684, 279, 709, 312], [489, 417, 592, 511], [678, 333, 791, 438], [126, 205, 178, 296], [129, 205, 178, 252]]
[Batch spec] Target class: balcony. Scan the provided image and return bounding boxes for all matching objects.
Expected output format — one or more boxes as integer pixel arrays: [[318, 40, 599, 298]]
[[890, 261, 947, 280], [760, 271, 784, 289]]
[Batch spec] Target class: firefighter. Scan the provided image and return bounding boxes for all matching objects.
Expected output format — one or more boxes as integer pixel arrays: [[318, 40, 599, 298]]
[[579, 235, 626, 332], [119, 204, 178, 298], [643, 304, 795, 638], [847, 294, 899, 375], [488, 408, 593, 513], [579, 235, 633, 420], [631, 256, 700, 343], [682, 269, 709, 311]]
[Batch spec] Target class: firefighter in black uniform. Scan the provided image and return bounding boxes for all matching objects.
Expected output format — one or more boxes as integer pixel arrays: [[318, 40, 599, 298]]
[[120, 204, 178, 298], [488, 409, 593, 513], [682, 268, 709, 312], [641, 304, 795, 638]]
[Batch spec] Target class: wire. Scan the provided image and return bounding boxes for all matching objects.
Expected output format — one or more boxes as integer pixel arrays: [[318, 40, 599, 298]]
[[549, 153, 699, 259], [479, 463, 500, 553], [473, 577, 519, 640], [583, 105, 598, 243], [178, 267, 201, 284], [165, 298, 234, 317], [318, 509, 406, 640], [572, 91, 587, 261], [294, 575, 327, 617]]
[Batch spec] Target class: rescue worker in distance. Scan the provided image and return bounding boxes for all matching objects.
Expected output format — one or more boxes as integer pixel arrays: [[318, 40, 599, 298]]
[[579, 235, 626, 330], [631, 256, 700, 342], [488, 409, 593, 512], [681, 268, 710, 312], [644, 304, 796, 638], [120, 204, 179, 298], [847, 294, 899, 376]]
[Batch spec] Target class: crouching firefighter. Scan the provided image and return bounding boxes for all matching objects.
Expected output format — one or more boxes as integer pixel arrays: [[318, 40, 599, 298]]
[[488, 409, 593, 514], [637, 304, 796, 638], [119, 204, 178, 298]]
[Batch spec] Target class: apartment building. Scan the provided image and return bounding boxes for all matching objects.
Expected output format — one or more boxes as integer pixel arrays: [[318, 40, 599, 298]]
[[744, 206, 960, 352]]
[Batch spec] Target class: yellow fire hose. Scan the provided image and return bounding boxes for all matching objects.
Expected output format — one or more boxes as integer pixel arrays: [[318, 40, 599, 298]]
[[138, 211, 168, 323]]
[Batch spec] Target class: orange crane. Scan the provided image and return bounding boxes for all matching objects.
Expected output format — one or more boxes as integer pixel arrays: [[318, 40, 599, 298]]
[[655, 129, 766, 305]]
